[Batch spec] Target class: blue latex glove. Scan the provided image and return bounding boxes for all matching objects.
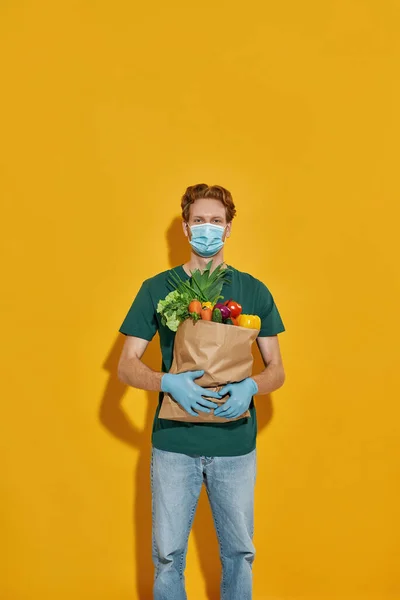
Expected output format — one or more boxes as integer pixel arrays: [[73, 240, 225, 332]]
[[214, 377, 258, 419], [161, 370, 222, 417]]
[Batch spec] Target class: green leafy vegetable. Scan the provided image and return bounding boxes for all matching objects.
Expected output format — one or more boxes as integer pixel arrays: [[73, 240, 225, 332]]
[[168, 259, 231, 305], [156, 290, 191, 332], [157, 260, 232, 331]]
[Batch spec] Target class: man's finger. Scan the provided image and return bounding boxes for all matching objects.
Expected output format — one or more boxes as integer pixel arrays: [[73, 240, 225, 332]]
[[186, 407, 199, 416], [193, 403, 211, 413], [214, 402, 232, 416], [196, 398, 220, 409], [223, 410, 238, 419], [196, 386, 222, 399], [188, 369, 205, 379], [218, 384, 233, 396]]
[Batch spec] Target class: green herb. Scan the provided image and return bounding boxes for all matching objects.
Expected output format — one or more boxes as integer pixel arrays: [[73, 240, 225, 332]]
[[189, 311, 201, 321], [156, 290, 191, 332]]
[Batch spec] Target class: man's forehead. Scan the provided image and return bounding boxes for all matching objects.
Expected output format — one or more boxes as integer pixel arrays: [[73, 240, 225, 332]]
[[192, 212, 224, 218], [190, 203, 225, 216]]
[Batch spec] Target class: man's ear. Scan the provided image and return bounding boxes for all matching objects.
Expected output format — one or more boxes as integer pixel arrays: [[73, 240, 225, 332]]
[[182, 220, 190, 239], [225, 222, 232, 238]]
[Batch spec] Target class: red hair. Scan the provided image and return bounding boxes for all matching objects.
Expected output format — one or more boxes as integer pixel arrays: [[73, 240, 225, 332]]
[[181, 183, 236, 223]]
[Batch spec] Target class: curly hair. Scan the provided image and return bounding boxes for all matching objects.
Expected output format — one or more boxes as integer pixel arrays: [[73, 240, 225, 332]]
[[181, 183, 237, 223]]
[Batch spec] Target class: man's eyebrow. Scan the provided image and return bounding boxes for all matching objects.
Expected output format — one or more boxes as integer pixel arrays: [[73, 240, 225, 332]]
[[192, 215, 224, 218]]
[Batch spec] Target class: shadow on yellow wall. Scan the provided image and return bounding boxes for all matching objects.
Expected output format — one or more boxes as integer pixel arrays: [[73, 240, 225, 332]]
[[99, 217, 274, 599]]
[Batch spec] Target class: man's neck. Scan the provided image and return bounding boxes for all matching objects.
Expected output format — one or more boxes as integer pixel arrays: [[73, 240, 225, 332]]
[[182, 251, 226, 276]]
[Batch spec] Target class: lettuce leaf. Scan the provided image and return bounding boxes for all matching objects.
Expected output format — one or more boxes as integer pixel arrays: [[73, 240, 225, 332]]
[[156, 290, 191, 332]]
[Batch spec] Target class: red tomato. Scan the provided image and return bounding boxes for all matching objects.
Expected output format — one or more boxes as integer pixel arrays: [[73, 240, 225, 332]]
[[226, 300, 242, 318]]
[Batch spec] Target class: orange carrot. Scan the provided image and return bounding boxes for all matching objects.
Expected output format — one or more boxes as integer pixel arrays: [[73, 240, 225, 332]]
[[201, 307, 212, 320], [188, 299, 202, 315]]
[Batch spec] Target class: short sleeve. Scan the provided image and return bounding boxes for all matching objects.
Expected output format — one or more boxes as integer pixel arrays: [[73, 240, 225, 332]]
[[118, 280, 158, 341], [256, 281, 285, 337]]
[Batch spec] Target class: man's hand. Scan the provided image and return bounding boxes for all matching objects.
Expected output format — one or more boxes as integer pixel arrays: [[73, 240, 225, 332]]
[[214, 377, 258, 419], [161, 370, 222, 417]]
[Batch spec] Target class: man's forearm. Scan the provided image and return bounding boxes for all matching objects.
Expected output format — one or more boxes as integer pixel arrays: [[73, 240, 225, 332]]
[[118, 356, 164, 392], [252, 363, 285, 395]]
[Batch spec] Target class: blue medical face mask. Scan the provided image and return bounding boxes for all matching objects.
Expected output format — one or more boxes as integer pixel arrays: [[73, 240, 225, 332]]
[[188, 223, 227, 257]]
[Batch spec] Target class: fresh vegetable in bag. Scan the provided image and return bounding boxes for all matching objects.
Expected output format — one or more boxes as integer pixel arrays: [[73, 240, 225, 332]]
[[236, 314, 261, 329]]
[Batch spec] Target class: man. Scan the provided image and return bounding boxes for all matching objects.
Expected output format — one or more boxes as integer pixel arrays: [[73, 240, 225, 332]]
[[117, 183, 286, 600]]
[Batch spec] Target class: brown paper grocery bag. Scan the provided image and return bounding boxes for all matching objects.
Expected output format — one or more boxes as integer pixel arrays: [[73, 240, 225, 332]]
[[158, 318, 259, 423]]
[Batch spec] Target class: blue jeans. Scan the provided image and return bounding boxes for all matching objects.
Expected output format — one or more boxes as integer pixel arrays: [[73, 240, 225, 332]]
[[150, 445, 257, 600]]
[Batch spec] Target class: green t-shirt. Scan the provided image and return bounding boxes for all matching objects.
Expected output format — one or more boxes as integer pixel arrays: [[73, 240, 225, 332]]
[[118, 264, 285, 457]]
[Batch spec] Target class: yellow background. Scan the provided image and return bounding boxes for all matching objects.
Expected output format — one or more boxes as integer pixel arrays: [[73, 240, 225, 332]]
[[1, 1, 399, 599]]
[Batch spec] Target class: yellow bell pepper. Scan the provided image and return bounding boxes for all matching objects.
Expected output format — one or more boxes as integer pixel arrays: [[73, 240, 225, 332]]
[[237, 314, 261, 329], [202, 301, 214, 310]]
